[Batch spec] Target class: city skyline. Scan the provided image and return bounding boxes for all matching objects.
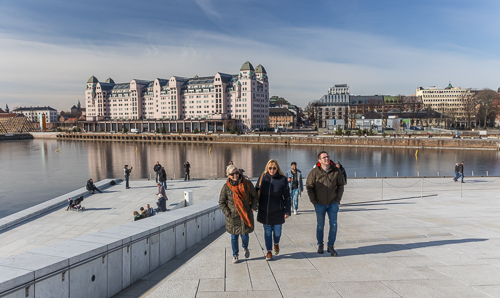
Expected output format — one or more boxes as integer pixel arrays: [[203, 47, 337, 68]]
[[1, 0, 500, 111]]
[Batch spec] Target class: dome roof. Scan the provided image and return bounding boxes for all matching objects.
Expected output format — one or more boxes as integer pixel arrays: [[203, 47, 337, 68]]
[[240, 61, 255, 71], [105, 77, 115, 84], [87, 76, 99, 84], [255, 64, 267, 73]]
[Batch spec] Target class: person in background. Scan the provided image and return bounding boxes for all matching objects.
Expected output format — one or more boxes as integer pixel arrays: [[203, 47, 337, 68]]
[[156, 183, 167, 201], [285, 162, 303, 215], [146, 204, 155, 216], [159, 166, 167, 189], [86, 178, 102, 194], [124, 165, 133, 189], [156, 194, 167, 212], [453, 163, 460, 182], [336, 162, 347, 185], [219, 165, 258, 264], [184, 161, 191, 181], [459, 161, 465, 183], [133, 211, 142, 221], [154, 161, 162, 183], [140, 207, 148, 218], [255, 159, 291, 261]]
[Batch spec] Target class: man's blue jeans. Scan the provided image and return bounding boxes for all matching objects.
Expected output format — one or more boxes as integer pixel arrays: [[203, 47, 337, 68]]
[[314, 202, 339, 246], [231, 234, 249, 256], [125, 176, 130, 188], [291, 189, 300, 210], [263, 224, 282, 251], [454, 171, 460, 181], [161, 181, 167, 189], [155, 172, 159, 183]]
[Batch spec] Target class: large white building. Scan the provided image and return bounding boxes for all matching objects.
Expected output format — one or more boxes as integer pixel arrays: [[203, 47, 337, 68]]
[[316, 84, 350, 128], [416, 83, 472, 126], [12, 106, 58, 123], [85, 61, 269, 131]]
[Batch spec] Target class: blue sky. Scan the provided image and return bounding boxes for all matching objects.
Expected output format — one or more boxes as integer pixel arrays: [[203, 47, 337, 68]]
[[1, 0, 500, 111]]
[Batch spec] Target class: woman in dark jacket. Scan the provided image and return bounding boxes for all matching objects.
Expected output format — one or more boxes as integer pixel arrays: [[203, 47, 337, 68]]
[[159, 167, 167, 189], [255, 159, 291, 261], [219, 165, 259, 264]]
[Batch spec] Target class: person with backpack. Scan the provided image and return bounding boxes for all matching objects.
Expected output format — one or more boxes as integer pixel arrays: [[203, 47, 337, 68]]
[[255, 159, 291, 261], [219, 165, 259, 264]]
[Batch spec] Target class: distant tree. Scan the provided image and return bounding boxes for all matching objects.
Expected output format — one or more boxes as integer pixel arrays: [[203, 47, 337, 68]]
[[459, 93, 478, 129], [476, 89, 498, 128], [161, 126, 166, 134], [123, 127, 128, 133], [305, 100, 320, 127]]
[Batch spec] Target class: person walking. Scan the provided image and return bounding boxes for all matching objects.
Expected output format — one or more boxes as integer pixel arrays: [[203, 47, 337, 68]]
[[154, 161, 162, 183], [459, 161, 465, 183], [453, 163, 460, 182], [219, 165, 259, 264], [256, 159, 291, 261], [306, 151, 344, 256], [184, 161, 191, 181], [156, 182, 167, 200], [285, 162, 303, 215], [158, 166, 167, 189], [124, 165, 133, 189]]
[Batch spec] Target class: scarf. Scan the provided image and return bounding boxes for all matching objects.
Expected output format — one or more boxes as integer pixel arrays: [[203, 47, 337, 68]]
[[226, 176, 253, 229]]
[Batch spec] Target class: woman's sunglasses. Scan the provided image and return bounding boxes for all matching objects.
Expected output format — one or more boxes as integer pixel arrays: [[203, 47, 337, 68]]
[[268, 167, 277, 170]]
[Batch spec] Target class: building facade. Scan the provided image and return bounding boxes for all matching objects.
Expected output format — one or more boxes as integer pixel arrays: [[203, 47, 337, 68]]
[[85, 61, 269, 131], [12, 106, 58, 123], [269, 107, 294, 129], [316, 84, 350, 128], [416, 84, 471, 127]]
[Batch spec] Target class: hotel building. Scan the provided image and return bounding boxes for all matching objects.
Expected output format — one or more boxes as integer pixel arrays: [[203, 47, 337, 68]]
[[85, 61, 269, 131]]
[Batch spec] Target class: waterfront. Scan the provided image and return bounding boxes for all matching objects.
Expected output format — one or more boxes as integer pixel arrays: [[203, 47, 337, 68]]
[[1, 138, 500, 218]]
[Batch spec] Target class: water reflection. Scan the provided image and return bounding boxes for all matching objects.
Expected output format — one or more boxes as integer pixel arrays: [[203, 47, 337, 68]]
[[0, 139, 499, 218]]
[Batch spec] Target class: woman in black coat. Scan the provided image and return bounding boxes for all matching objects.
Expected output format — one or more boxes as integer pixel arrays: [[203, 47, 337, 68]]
[[255, 159, 291, 261], [159, 167, 167, 189]]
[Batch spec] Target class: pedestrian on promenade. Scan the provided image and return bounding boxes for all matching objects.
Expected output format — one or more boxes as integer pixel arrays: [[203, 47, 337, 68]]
[[156, 183, 167, 200], [255, 159, 291, 261], [453, 163, 460, 182], [306, 151, 345, 256], [124, 165, 133, 189], [219, 165, 259, 264], [184, 161, 191, 181], [154, 161, 162, 183], [159, 166, 167, 189], [336, 162, 347, 185], [86, 178, 102, 194], [156, 194, 167, 212], [459, 161, 465, 183], [285, 162, 303, 215]]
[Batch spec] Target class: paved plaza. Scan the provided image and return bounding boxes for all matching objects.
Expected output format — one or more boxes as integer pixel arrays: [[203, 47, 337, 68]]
[[113, 177, 500, 298], [0, 179, 223, 259]]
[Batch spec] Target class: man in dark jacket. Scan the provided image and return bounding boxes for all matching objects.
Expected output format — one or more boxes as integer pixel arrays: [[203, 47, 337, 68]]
[[184, 161, 191, 181], [156, 194, 167, 212], [453, 163, 460, 182], [153, 161, 162, 183], [306, 151, 344, 256], [459, 161, 465, 183], [86, 179, 102, 194]]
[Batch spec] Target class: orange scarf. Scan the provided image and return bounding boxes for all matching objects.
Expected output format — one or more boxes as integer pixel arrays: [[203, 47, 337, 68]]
[[226, 176, 253, 229]]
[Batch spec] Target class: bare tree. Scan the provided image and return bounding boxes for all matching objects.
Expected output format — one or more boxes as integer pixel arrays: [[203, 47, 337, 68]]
[[305, 100, 320, 127], [459, 93, 477, 129], [476, 89, 498, 128]]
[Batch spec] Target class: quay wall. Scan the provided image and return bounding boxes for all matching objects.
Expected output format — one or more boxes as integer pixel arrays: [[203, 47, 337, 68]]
[[31, 132, 500, 150], [0, 199, 225, 298]]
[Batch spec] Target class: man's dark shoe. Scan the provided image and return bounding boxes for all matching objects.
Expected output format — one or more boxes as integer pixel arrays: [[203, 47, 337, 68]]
[[317, 244, 324, 254], [327, 245, 338, 256]]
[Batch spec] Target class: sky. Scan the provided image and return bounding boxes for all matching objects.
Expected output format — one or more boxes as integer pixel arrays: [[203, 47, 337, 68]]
[[1, 0, 500, 111]]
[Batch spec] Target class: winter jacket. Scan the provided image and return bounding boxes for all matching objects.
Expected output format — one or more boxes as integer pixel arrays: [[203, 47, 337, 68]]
[[454, 164, 460, 172], [158, 169, 167, 182], [306, 161, 345, 206], [86, 180, 94, 191], [285, 169, 304, 194], [256, 173, 291, 226], [184, 163, 190, 173], [157, 185, 167, 200], [124, 167, 132, 177], [219, 177, 259, 235], [458, 164, 464, 173], [156, 197, 167, 212], [154, 164, 162, 173]]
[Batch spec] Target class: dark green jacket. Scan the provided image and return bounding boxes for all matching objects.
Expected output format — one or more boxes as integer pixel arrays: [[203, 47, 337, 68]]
[[219, 178, 259, 235], [306, 162, 345, 205]]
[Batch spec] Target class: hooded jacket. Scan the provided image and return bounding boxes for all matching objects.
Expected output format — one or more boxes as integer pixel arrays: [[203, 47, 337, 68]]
[[306, 161, 344, 205], [256, 173, 291, 225]]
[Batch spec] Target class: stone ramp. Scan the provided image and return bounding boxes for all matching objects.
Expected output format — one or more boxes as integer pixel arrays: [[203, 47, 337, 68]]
[[115, 177, 500, 298]]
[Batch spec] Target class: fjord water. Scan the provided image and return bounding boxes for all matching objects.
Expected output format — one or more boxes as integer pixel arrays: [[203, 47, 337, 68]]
[[1, 138, 499, 218]]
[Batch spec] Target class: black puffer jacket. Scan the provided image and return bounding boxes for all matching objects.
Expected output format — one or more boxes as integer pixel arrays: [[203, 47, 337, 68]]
[[256, 173, 291, 225], [158, 169, 167, 182]]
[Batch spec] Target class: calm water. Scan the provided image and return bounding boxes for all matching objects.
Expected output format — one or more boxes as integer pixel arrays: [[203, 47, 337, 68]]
[[1, 139, 499, 218]]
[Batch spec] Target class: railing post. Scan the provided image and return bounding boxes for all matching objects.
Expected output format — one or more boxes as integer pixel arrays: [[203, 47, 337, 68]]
[[472, 171, 474, 176], [381, 179, 383, 200], [417, 171, 419, 177], [397, 172, 399, 177], [376, 172, 378, 177], [421, 178, 423, 198], [460, 179, 463, 198]]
